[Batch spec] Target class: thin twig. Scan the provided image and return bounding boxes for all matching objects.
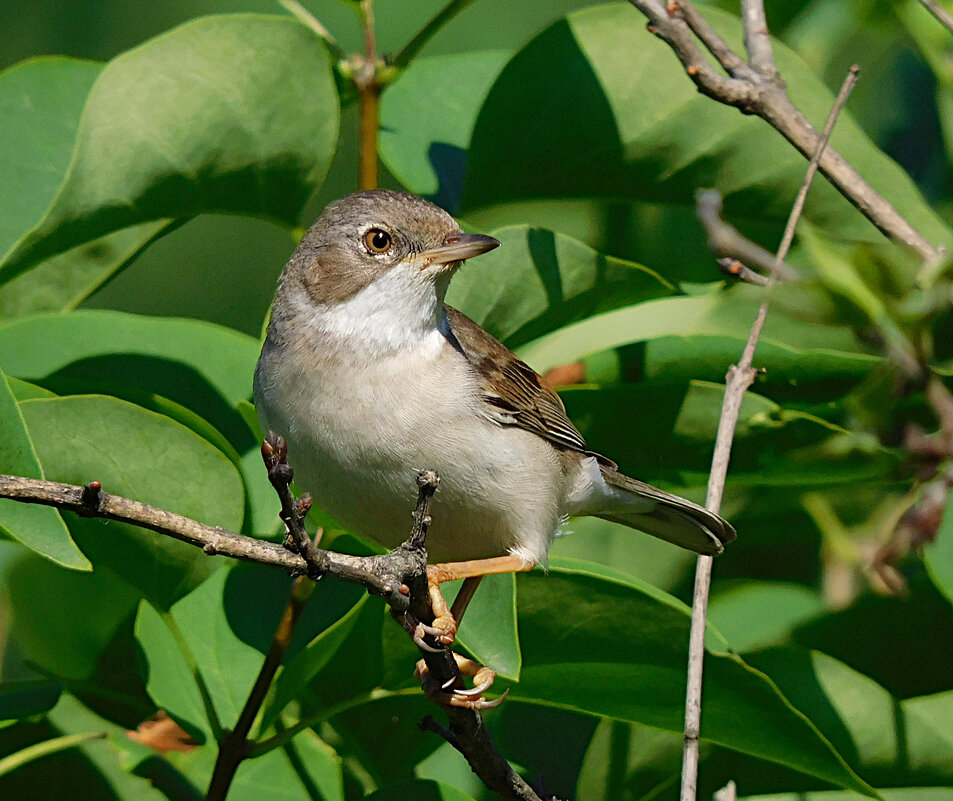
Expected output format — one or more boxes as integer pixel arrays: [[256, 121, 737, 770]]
[[0, 473, 415, 610], [740, 0, 776, 76], [918, 0, 953, 36], [717, 258, 769, 285], [627, 0, 940, 260], [394, 0, 479, 68], [357, 0, 380, 190], [679, 66, 859, 801], [277, 0, 346, 59], [696, 190, 800, 280], [206, 577, 315, 801]]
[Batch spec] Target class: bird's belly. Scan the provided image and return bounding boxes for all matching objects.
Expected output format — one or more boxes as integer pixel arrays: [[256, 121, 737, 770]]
[[256, 343, 564, 563]]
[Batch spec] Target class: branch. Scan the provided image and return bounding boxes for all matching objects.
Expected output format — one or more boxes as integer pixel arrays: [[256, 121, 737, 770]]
[[679, 66, 858, 801], [394, 0, 478, 68], [205, 576, 315, 801], [628, 0, 941, 261], [696, 190, 800, 280], [0, 460, 541, 801], [918, 0, 953, 37], [0, 473, 412, 611]]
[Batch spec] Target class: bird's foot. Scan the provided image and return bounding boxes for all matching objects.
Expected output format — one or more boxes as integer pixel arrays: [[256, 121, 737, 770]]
[[416, 653, 506, 710]]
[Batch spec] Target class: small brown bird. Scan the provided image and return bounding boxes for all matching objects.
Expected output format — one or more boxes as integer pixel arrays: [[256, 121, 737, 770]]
[[255, 190, 735, 702]]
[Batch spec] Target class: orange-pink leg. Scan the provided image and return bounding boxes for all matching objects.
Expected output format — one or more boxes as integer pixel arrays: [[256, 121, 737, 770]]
[[412, 554, 532, 708]]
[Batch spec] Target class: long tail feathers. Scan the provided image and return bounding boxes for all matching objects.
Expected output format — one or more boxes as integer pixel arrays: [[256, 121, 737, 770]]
[[598, 467, 736, 555]]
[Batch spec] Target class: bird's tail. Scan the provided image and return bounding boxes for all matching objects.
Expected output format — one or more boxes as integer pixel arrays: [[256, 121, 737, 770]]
[[596, 466, 736, 555]]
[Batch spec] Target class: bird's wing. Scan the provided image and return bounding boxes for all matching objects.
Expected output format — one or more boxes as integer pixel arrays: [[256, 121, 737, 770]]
[[444, 305, 589, 453]]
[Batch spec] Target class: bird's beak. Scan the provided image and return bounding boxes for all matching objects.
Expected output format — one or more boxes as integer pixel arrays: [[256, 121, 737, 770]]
[[419, 233, 500, 267]]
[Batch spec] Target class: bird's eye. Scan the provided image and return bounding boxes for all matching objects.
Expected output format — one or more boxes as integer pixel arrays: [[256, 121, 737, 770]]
[[363, 228, 392, 254]]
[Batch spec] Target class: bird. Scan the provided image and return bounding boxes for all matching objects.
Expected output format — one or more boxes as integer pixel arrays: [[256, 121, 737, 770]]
[[254, 189, 735, 703]]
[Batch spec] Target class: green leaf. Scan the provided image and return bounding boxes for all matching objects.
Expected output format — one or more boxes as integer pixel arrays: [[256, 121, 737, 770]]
[[515, 292, 869, 374], [0, 57, 102, 261], [792, 577, 953, 700], [747, 648, 953, 786], [447, 572, 521, 681], [0, 310, 259, 406], [261, 594, 377, 730], [5, 550, 142, 679], [20, 395, 244, 607], [1, 14, 339, 280], [365, 779, 478, 801], [167, 726, 343, 801], [0, 681, 62, 723], [505, 560, 874, 795], [446, 225, 673, 347], [740, 790, 953, 801], [138, 562, 366, 742], [707, 581, 826, 653], [135, 602, 213, 743], [0, 221, 172, 319], [379, 50, 511, 210], [0, 367, 88, 569], [925, 486, 953, 607], [460, 5, 950, 247]]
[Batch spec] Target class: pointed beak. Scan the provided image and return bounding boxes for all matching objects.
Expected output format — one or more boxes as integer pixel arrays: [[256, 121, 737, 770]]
[[419, 232, 500, 267]]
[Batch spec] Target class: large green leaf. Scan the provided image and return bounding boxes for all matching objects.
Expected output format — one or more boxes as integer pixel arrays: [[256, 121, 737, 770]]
[[365, 780, 477, 801], [379, 50, 511, 211], [137, 562, 366, 742], [747, 648, 953, 786], [446, 225, 673, 347], [0, 14, 339, 281], [0, 57, 101, 261], [163, 726, 343, 801], [707, 581, 826, 653], [0, 221, 172, 319], [20, 395, 244, 607], [0, 367, 87, 569], [792, 577, 953, 700], [515, 291, 872, 374], [504, 559, 874, 795], [5, 550, 142, 680], [0, 311, 258, 406], [0, 57, 173, 319], [460, 5, 949, 247]]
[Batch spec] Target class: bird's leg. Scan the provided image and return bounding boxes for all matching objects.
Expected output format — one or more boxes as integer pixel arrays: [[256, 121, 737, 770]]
[[411, 554, 531, 709], [417, 554, 532, 646]]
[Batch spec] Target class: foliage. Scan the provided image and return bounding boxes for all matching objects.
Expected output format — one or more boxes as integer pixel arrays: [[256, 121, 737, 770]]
[[1, 2, 953, 800]]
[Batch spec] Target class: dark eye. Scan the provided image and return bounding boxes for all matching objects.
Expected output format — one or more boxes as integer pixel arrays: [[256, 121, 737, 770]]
[[363, 228, 392, 254]]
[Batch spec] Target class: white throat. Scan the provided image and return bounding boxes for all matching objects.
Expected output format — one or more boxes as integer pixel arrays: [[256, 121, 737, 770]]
[[300, 265, 452, 354]]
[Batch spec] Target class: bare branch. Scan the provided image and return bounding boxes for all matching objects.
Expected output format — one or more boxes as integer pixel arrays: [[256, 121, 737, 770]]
[[717, 258, 769, 285], [740, 0, 776, 76], [0, 473, 413, 609], [696, 190, 800, 280], [629, 0, 757, 107], [668, 1, 751, 78], [918, 0, 953, 36], [626, 1, 941, 260], [680, 66, 858, 801]]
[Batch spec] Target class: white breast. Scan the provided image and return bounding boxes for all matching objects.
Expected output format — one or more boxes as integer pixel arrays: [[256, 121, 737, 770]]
[[255, 271, 567, 564]]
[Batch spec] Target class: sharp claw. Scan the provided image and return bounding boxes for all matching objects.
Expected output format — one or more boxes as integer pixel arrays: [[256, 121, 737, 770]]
[[414, 621, 446, 638], [441, 675, 458, 690], [448, 688, 508, 709], [452, 677, 494, 697], [413, 635, 443, 653]]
